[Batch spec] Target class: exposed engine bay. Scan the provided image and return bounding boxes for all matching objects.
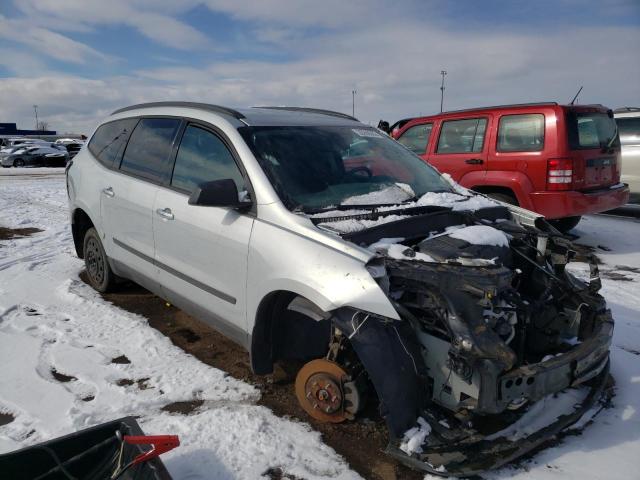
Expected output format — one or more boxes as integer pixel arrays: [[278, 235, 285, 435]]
[[295, 203, 614, 476]]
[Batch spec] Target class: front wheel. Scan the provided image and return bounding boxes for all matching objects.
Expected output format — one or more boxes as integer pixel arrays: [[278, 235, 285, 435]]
[[13, 159, 25, 168], [83, 227, 116, 292], [549, 216, 582, 233]]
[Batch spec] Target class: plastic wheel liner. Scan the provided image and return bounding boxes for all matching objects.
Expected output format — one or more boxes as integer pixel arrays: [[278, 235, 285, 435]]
[[331, 303, 614, 477]]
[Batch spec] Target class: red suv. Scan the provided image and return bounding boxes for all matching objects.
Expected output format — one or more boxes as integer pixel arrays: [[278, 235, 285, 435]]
[[391, 103, 629, 231]]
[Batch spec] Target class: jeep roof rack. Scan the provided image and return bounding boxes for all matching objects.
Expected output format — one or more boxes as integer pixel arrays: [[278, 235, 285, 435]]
[[442, 102, 559, 115], [254, 106, 358, 121], [111, 102, 246, 119]]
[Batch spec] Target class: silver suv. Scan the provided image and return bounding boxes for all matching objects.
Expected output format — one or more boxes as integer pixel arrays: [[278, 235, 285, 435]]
[[67, 102, 613, 476], [614, 107, 640, 202]]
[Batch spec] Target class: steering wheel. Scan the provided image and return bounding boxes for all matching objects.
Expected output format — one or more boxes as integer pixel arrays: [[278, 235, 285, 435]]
[[346, 166, 373, 178]]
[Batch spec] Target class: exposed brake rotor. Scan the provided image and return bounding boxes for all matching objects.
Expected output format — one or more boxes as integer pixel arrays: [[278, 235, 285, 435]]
[[295, 359, 361, 423]]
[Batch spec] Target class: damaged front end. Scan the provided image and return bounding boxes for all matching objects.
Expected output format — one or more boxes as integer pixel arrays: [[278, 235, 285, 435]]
[[311, 205, 614, 476]]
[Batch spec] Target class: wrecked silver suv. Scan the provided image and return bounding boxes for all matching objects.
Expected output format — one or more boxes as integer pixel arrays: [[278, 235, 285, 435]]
[[70, 104, 613, 477]]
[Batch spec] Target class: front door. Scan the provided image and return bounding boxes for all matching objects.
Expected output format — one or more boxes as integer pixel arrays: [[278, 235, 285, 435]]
[[427, 117, 490, 184], [153, 123, 254, 344]]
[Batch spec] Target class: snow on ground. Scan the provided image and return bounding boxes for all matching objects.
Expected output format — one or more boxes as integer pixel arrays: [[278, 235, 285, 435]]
[[0, 170, 360, 480], [1, 169, 639, 480]]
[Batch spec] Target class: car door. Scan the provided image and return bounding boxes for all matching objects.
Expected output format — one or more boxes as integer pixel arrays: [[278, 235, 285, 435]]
[[100, 117, 182, 289], [427, 116, 490, 183], [153, 123, 254, 344]]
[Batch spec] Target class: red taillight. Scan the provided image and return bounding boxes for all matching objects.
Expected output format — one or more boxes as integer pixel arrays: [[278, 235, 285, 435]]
[[547, 158, 573, 191]]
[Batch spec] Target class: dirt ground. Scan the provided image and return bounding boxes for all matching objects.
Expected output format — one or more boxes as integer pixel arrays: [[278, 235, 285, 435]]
[[86, 273, 423, 480]]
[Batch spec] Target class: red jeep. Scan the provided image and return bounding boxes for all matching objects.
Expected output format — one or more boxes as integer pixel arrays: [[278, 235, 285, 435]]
[[391, 103, 629, 231]]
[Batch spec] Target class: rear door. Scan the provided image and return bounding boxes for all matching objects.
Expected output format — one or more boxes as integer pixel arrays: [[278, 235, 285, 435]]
[[153, 123, 254, 344], [566, 109, 620, 190], [427, 116, 490, 182], [100, 117, 181, 285]]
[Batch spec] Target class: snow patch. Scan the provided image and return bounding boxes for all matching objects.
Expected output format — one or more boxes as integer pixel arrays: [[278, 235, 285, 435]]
[[400, 417, 431, 455], [448, 225, 510, 247]]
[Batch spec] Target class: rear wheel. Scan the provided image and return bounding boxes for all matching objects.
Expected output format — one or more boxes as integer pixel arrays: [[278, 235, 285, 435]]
[[83, 227, 116, 292], [13, 158, 25, 168], [549, 216, 581, 233]]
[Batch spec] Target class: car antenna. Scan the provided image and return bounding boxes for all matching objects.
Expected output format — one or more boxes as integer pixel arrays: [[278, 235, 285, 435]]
[[569, 86, 583, 105]]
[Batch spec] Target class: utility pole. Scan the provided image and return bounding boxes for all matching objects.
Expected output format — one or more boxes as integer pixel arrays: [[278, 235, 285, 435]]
[[439, 70, 447, 113], [33, 105, 39, 130], [352, 89, 357, 117]]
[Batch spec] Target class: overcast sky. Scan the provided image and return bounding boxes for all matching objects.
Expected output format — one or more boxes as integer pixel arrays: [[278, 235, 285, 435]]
[[1, 0, 639, 134]]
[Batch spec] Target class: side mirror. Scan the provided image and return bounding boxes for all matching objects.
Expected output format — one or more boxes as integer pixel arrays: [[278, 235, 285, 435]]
[[188, 179, 252, 210]]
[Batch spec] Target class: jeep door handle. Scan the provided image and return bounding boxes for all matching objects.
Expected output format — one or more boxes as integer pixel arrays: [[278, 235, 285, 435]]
[[465, 158, 484, 165], [102, 187, 115, 197], [156, 208, 174, 220]]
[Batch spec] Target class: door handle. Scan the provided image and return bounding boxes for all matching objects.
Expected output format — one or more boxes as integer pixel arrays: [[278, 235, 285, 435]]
[[102, 187, 115, 197], [465, 158, 484, 165], [156, 208, 174, 220]]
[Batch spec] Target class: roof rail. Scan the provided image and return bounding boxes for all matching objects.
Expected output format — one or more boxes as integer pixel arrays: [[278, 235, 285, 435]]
[[442, 102, 559, 115], [255, 106, 358, 121], [111, 102, 245, 119]]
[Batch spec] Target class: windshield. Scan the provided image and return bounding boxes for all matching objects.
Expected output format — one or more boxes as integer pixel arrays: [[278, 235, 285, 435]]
[[567, 111, 620, 150], [239, 126, 452, 210]]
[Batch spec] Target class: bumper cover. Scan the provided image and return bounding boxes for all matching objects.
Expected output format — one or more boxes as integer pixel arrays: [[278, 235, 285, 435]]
[[386, 362, 611, 477], [529, 184, 629, 218]]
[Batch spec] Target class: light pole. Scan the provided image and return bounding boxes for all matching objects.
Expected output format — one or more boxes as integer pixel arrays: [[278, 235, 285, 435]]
[[439, 70, 447, 113], [352, 89, 357, 117], [33, 105, 39, 130]]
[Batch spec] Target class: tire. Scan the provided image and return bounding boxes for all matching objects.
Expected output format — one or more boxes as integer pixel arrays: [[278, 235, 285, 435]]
[[83, 227, 116, 293], [549, 216, 581, 233], [485, 192, 518, 206], [13, 159, 25, 168]]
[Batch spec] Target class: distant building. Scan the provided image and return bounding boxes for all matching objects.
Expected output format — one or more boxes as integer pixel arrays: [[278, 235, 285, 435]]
[[0, 122, 57, 136]]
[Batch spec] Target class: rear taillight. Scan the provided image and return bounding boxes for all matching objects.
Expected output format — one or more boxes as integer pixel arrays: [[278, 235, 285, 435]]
[[547, 158, 573, 191]]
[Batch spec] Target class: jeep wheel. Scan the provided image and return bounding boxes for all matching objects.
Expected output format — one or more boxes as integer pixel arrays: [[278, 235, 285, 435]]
[[550, 216, 582, 233], [83, 227, 115, 292]]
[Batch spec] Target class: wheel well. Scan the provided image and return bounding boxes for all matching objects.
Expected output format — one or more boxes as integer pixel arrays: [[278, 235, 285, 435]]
[[250, 291, 331, 375], [470, 186, 518, 203], [71, 208, 94, 259]]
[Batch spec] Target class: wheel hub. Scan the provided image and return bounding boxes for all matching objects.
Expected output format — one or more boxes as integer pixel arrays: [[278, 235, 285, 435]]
[[295, 359, 354, 423]]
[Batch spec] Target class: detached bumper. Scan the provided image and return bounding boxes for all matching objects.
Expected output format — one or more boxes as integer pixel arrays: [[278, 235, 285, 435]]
[[386, 363, 611, 477], [529, 184, 629, 218]]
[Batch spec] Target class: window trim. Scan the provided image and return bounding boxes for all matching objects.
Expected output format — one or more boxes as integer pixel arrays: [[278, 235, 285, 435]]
[[396, 122, 433, 155], [434, 117, 489, 155], [496, 113, 545, 153]]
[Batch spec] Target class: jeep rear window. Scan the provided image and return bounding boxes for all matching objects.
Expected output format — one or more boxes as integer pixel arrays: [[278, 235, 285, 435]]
[[566, 111, 619, 150], [239, 126, 452, 210], [497, 114, 544, 152], [436, 118, 487, 154]]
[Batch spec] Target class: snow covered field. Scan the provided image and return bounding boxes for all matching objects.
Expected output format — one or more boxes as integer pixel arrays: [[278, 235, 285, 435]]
[[0, 169, 639, 479]]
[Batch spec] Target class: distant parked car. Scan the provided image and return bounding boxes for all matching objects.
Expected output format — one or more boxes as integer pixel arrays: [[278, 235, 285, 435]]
[[1, 144, 69, 167], [54, 138, 85, 159], [614, 107, 640, 203], [391, 102, 629, 231]]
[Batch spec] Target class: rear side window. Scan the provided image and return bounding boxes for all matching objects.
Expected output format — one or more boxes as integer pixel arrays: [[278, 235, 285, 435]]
[[437, 118, 487, 154], [171, 125, 244, 193], [120, 118, 181, 182], [497, 114, 544, 152], [88, 118, 138, 167], [397, 123, 433, 154]]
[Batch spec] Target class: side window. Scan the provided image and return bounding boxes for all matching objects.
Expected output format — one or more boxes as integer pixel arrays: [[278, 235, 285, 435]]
[[497, 114, 544, 152], [171, 125, 245, 194], [120, 118, 181, 182], [397, 123, 433, 154], [437, 118, 487, 154], [88, 118, 138, 168]]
